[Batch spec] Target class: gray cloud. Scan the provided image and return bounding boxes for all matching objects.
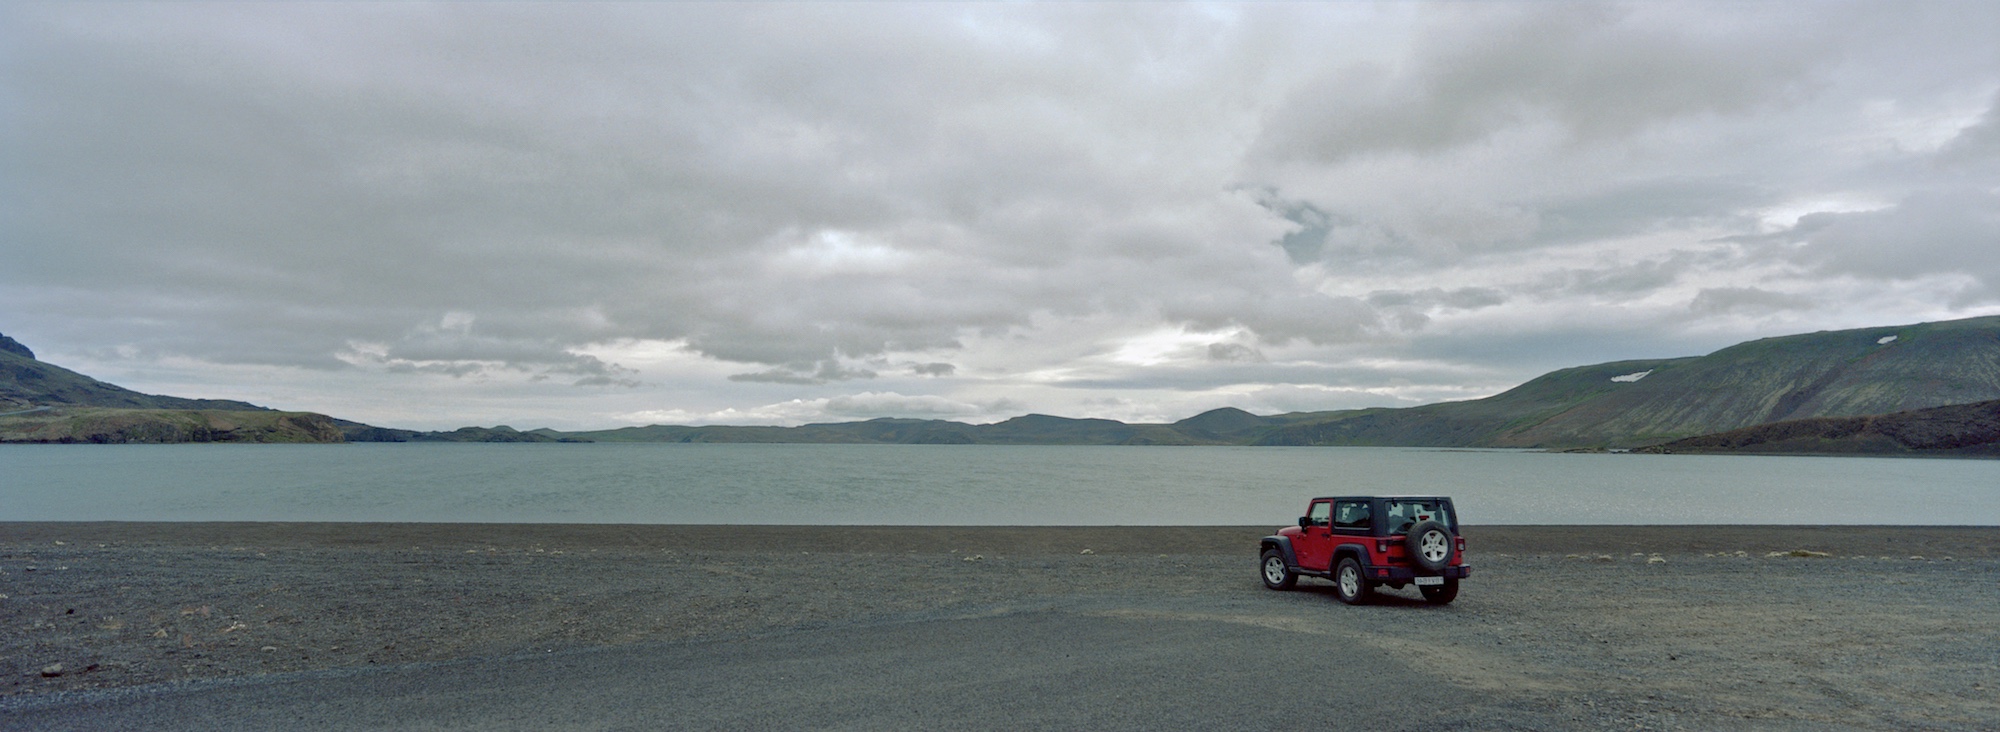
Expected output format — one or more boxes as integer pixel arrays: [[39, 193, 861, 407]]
[[3, 2, 1997, 428], [1367, 288, 1507, 311], [2, 3, 1354, 372], [1690, 287, 1816, 315], [1938, 92, 2000, 166], [338, 315, 643, 387], [1054, 358, 1489, 395], [819, 392, 982, 419], [1756, 189, 2000, 294], [1252, 188, 1337, 264], [1207, 343, 1265, 363], [1534, 177, 1774, 245], [729, 361, 880, 386], [1253, 3, 1829, 164], [1500, 254, 1702, 304]]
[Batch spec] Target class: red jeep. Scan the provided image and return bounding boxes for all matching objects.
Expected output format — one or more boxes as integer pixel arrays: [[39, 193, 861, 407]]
[[1260, 496, 1470, 605]]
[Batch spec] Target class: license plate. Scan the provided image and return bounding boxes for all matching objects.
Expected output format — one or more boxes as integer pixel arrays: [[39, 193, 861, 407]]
[[1414, 576, 1444, 586]]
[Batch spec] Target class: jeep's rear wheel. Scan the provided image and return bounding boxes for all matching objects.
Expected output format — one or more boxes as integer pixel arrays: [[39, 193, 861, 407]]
[[1407, 520, 1455, 572], [1259, 549, 1296, 590], [1420, 578, 1459, 605], [1333, 557, 1372, 605]]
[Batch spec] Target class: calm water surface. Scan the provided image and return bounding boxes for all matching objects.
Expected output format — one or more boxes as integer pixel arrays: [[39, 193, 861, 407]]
[[2, 444, 1995, 525]]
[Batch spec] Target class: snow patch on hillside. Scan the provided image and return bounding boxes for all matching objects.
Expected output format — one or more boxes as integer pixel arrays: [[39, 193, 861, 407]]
[[1611, 370, 1653, 383]]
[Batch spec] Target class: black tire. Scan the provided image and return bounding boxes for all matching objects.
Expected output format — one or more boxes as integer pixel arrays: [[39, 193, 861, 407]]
[[1407, 520, 1456, 573], [1259, 549, 1297, 590], [1333, 556, 1372, 605], [1419, 578, 1459, 605]]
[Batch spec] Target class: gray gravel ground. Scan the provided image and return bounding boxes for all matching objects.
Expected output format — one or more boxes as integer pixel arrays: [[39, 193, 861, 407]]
[[2, 523, 1996, 730]]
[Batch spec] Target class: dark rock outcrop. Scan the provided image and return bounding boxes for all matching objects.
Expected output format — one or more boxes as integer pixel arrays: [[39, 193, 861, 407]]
[[0, 333, 34, 360], [1636, 399, 2000, 457]]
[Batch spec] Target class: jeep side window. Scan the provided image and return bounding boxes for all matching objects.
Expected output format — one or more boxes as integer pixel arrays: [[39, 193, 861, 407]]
[[1306, 501, 1332, 527], [1387, 500, 1452, 533], [1333, 501, 1371, 531]]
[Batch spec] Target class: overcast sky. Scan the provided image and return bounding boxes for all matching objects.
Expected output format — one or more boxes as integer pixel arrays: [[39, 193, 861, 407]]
[[4, 2, 1998, 431]]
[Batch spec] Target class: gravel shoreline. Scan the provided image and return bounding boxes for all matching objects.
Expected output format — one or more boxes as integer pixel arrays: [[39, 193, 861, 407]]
[[4, 523, 1997, 729]]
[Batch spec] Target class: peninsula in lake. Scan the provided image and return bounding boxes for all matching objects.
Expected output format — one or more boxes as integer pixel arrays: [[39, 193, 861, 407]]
[[5, 316, 2000, 456]]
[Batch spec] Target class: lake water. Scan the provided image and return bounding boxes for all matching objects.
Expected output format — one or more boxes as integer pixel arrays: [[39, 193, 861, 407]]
[[1, 444, 1995, 526]]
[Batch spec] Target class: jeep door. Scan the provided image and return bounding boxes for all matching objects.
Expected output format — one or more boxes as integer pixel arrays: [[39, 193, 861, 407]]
[[1294, 499, 1335, 571]]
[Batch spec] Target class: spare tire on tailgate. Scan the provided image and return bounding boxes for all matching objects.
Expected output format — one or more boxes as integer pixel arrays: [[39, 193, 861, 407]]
[[1406, 519, 1455, 572]]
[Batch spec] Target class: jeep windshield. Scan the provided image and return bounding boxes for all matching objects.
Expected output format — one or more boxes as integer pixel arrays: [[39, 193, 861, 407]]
[[1385, 499, 1452, 534]]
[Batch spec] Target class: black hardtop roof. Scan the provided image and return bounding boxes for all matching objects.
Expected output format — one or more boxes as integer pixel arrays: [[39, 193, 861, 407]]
[[1309, 495, 1454, 502]]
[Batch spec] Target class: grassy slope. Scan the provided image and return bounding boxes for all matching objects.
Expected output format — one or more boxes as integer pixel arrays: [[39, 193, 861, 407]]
[[1253, 359, 1692, 447], [1257, 316, 2000, 449], [1, 349, 270, 413], [1, 341, 345, 443], [0, 407, 346, 443], [1497, 316, 2000, 447]]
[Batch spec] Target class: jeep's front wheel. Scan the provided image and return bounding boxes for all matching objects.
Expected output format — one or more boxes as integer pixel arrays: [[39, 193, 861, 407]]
[[1333, 557, 1372, 605], [1420, 578, 1459, 605], [1259, 549, 1297, 590]]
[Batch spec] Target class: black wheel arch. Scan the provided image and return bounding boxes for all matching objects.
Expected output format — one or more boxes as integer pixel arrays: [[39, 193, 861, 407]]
[[1260, 536, 1298, 570], [1332, 543, 1371, 572]]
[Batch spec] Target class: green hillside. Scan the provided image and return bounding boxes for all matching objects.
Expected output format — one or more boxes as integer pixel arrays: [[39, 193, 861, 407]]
[[1254, 359, 1692, 447], [1257, 316, 2000, 449], [1, 334, 271, 413], [0, 333, 579, 444], [0, 406, 345, 443], [1496, 316, 2000, 447], [1, 332, 346, 443]]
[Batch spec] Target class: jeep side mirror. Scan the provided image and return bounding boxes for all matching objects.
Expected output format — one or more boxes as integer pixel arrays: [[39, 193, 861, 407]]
[[1298, 516, 1310, 528]]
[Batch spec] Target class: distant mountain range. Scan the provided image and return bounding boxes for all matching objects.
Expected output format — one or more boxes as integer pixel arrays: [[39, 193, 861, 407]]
[[4, 317, 1999, 455]]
